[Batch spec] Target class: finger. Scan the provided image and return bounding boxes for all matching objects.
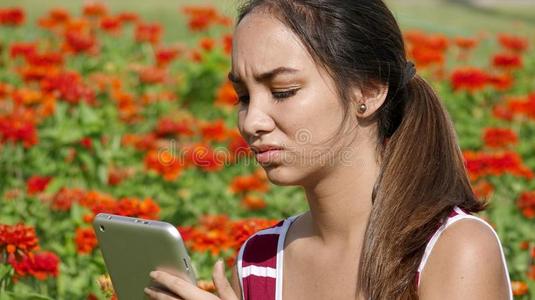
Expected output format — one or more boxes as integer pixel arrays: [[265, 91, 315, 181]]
[[144, 286, 184, 300], [212, 260, 238, 300], [150, 271, 216, 300]]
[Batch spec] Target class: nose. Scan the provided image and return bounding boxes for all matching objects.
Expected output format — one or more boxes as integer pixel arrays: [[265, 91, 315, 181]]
[[240, 98, 276, 139]]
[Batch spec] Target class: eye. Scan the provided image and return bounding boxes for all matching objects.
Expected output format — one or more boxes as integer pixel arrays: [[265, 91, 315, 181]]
[[234, 88, 300, 106]]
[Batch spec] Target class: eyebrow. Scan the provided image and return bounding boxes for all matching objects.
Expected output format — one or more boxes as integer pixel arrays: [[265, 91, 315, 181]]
[[228, 67, 299, 84]]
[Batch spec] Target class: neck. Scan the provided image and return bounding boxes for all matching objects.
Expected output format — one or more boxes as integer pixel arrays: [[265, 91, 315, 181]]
[[301, 141, 379, 248]]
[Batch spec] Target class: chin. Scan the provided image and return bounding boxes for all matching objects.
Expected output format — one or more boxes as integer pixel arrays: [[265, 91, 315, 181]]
[[261, 165, 306, 186]]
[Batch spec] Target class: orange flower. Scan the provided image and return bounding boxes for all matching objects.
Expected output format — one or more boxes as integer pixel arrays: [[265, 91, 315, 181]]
[[487, 73, 513, 92], [241, 194, 267, 210], [230, 174, 269, 194], [144, 149, 183, 181], [83, 2, 108, 18], [138, 67, 167, 84], [404, 30, 448, 68], [450, 67, 489, 92], [454, 36, 478, 50], [200, 37, 215, 52], [482, 127, 518, 148], [74, 228, 98, 254], [184, 143, 225, 172], [511, 281, 529, 296], [215, 80, 238, 108], [471, 180, 494, 201], [181, 5, 218, 32]]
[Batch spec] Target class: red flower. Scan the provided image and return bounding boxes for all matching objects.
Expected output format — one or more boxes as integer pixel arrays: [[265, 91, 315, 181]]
[[9, 251, 60, 280], [463, 150, 534, 181], [517, 191, 535, 219], [74, 228, 98, 254], [41, 72, 96, 105], [10, 42, 37, 59], [0, 224, 39, 256], [100, 16, 122, 33], [64, 31, 96, 54], [80, 137, 93, 150], [26, 176, 52, 195], [222, 34, 232, 55], [51, 187, 85, 212], [135, 23, 162, 45], [482, 128, 518, 148], [227, 130, 252, 162], [200, 119, 228, 142], [155, 47, 181, 67], [497, 33, 528, 53], [0, 115, 38, 148], [182, 6, 218, 32], [492, 53, 523, 70], [450, 67, 489, 92], [0, 7, 25, 26], [154, 118, 195, 138]]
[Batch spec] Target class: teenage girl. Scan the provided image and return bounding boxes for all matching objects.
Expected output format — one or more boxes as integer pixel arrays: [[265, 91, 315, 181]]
[[146, 1, 513, 299]]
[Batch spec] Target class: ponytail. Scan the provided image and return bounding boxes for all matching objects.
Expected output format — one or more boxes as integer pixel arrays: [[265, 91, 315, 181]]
[[357, 75, 487, 299]]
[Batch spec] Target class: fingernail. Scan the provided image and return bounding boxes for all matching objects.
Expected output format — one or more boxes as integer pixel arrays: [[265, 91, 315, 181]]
[[149, 271, 156, 278]]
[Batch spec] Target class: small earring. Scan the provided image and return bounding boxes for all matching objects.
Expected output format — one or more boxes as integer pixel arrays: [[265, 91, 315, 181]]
[[357, 103, 367, 114]]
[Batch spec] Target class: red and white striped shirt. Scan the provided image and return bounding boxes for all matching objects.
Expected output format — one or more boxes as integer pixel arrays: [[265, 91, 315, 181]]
[[237, 206, 513, 300]]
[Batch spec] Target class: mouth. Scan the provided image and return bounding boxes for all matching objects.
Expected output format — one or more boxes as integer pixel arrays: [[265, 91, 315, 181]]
[[255, 148, 284, 164]]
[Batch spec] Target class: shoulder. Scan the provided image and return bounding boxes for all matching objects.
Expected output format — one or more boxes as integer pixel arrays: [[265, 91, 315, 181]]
[[418, 217, 511, 299]]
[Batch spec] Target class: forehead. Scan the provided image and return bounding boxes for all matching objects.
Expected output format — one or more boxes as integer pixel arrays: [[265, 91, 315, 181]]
[[231, 12, 312, 76]]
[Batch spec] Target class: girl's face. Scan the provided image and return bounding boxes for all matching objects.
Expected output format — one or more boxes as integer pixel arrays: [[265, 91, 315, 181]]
[[230, 12, 360, 186]]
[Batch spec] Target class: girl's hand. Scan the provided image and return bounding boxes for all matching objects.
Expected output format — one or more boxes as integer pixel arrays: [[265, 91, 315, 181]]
[[144, 259, 239, 300]]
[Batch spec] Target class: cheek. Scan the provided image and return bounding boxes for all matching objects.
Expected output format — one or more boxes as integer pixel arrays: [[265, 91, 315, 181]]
[[282, 87, 344, 145]]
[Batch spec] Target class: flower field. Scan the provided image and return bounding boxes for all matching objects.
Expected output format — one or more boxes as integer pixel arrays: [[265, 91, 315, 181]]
[[0, 3, 534, 299]]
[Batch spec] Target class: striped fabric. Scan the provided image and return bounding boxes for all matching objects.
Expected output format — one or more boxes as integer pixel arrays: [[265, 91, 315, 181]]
[[237, 206, 513, 300]]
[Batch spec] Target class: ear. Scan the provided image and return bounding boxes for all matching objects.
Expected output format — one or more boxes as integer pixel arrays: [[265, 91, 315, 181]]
[[351, 83, 389, 118]]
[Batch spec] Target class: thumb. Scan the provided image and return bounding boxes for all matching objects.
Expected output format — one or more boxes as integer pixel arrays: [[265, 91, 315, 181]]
[[212, 259, 238, 300]]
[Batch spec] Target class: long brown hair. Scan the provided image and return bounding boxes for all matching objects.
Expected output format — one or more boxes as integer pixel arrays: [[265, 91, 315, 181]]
[[235, 1, 487, 299]]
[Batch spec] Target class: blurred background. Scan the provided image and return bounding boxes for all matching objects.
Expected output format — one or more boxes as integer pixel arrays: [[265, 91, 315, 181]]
[[0, 1, 534, 299]]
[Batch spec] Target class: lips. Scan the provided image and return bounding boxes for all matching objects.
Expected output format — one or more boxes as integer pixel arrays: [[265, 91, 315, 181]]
[[250, 144, 284, 154]]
